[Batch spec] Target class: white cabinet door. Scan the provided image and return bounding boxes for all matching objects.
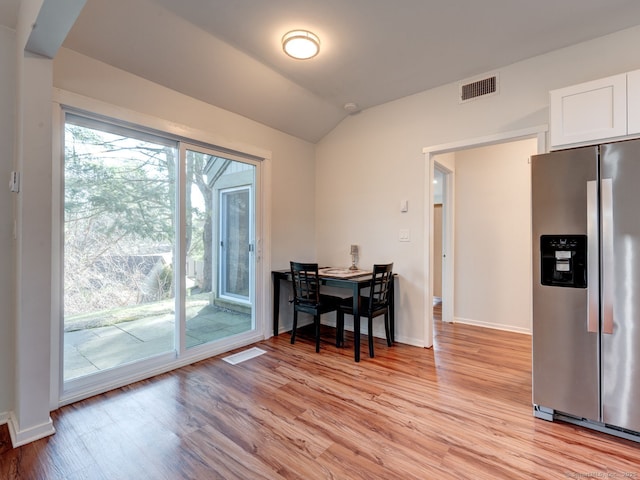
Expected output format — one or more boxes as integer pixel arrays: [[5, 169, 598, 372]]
[[627, 69, 640, 135], [550, 74, 627, 148]]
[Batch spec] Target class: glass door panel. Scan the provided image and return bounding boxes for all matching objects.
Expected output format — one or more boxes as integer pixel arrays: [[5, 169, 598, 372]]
[[220, 187, 251, 301], [184, 149, 255, 349], [63, 117, 178, 381]]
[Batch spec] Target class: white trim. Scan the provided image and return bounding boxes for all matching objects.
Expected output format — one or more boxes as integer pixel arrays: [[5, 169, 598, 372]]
[[424, 144, 434, 348], [392, 333, 425, 348], [422, 125, 548, 156], [258, 155, 272, 340], [326, 319, 424, 348], [219, 185, 253, 303], [53, 88, 272, 161], [433, 161, 454, 327], [8, 412, 56, 448], [177, 144, 188, 355], [422, 125, 547, 349], [50, 103, 64, 411], [453, 316, 532, 335], [0, 411, 9, 424]]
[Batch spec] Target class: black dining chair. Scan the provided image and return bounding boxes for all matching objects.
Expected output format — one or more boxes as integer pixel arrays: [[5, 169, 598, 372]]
[[290, 261, 341, 352], [336, 263, 394, 358]]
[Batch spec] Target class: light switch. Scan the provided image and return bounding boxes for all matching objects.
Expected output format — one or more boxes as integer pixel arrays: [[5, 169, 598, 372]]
[[399, 229, 410, 242], [400, 199, 408, 212]]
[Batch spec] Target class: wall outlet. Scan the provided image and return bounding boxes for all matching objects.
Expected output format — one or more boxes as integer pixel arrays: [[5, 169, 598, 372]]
[[399, 229, 410, 242]]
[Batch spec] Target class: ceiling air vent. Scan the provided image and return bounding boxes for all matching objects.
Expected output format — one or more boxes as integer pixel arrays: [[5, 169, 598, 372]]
[[459, 74, 499, 103]]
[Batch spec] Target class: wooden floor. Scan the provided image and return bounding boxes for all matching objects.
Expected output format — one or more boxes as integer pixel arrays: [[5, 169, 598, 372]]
[[2, 312, 639, 479]]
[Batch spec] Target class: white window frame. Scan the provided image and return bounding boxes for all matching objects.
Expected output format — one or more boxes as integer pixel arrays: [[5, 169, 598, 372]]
[[51, 89, 272, 408], [219, 185, 254, 304]]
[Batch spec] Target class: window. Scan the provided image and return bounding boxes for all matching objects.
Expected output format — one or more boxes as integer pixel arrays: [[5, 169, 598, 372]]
[[60, 110, 264, 400]]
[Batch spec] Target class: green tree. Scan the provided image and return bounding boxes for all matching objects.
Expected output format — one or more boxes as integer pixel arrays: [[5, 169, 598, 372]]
[[64, 123, 214, 314]]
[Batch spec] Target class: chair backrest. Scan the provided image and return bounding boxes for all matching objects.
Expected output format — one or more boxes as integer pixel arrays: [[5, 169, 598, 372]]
[[368, 263, 394, 313], [290, 262, 321, 306]]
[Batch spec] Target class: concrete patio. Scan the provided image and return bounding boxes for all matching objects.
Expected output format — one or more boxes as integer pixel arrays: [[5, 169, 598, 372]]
[[64, 299, 252, 380]]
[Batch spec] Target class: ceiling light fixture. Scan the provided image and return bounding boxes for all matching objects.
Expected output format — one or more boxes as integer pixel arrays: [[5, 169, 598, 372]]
[[282, 30, 320, 60]]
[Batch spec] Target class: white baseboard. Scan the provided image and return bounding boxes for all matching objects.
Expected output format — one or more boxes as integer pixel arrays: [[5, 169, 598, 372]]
[[0, 411, 9, 425], [326, 318, 427, 348], [8, 412, 56, 448], [453, 316, 531, 335], [392, 334, 426, 348]]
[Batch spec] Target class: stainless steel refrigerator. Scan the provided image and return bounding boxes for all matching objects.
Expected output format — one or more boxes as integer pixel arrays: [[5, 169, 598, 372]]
[[532, 138, 640, 441]]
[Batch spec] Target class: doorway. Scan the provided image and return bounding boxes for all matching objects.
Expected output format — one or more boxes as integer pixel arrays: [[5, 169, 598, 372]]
[[432, 165, 449, 324], [423, 127, 546, 348]]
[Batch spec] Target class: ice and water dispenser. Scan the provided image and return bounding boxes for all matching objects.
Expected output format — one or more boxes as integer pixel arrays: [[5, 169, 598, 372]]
[[540, 235, 587, 288]]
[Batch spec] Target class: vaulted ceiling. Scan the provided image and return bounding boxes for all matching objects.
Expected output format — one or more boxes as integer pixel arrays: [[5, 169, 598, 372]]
[[5, 0, 640, 142]]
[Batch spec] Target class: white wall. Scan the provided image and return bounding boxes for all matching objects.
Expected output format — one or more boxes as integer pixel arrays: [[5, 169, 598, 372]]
[[0, 25, 16, 419], [453, 140, 536, 333], [316, 24, 640, 346]]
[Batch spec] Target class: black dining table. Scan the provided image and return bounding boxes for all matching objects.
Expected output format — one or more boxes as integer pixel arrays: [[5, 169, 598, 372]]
[[271, 268, 395, 362]]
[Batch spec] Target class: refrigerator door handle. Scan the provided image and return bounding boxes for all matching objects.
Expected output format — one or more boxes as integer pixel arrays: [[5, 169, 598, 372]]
[[602, 178, 615, 335], [587, 180, 599, 333]]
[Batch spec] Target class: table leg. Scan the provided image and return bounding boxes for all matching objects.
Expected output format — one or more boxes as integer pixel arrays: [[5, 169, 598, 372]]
[[353, 284, 360, 362], [273, 273, 280, 337]]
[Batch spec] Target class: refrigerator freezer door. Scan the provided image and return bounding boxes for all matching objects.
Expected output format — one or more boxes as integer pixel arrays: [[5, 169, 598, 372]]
[[601, 139, 640, 432], [531, 146, 600, 421]]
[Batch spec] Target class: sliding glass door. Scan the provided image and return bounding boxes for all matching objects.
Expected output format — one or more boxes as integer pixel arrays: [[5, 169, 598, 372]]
[[63, 115, 178, 381], [62, 113, 258, 393]]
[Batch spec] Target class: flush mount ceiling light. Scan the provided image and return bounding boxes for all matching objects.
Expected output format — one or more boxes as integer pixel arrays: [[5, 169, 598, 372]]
[[282, 30, 320, 59]]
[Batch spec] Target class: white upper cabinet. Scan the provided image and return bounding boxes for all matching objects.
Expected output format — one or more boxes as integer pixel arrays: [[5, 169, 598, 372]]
[[550, 74, 627, 148], [627, 69, 640, 135]]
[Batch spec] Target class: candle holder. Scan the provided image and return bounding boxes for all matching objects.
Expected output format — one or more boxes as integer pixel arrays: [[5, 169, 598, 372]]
[[349, 245, 359, 270]]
